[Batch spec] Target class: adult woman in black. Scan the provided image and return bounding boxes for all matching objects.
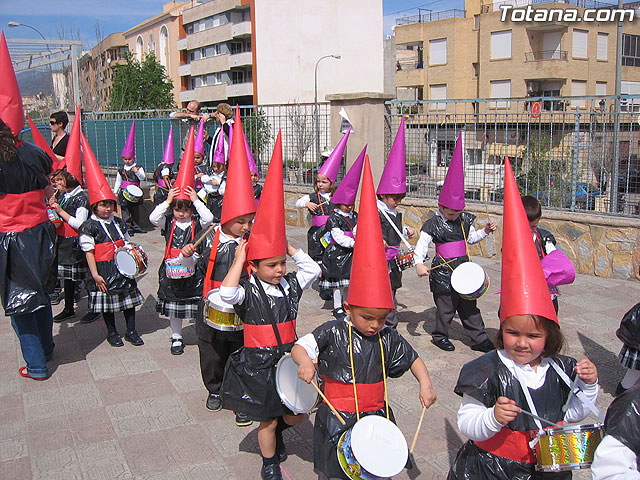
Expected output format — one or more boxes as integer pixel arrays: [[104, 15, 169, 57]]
[[49, 110, 69, 161]]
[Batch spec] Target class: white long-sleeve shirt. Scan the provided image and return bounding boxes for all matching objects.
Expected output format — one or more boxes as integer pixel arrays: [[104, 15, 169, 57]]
[[296, 191, 331, 209], [219, 249, 321, 306], [113, 163, 146, 193], [414, 210, 488, 265], [60, 186, 88, 230], [591, 435, 640, 479], [79, 213, 131, 251], [457, 350, 599, 442]]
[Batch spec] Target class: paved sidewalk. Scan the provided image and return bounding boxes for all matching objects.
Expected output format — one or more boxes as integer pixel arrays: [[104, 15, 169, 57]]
[[1, 225, 638, 479]]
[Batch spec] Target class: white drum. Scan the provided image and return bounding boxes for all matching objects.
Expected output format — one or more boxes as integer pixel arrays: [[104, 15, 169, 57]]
[[275, 353, 319, 414], [337, 415, 408, 479], [450, 262, 489, 301], [114, 243, 148, 278], [165, 257, 195, 279], [123, 185, 143, 203]]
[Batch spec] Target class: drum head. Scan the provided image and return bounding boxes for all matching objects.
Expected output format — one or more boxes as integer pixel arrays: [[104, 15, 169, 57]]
[[350, 416, 408, 478], [115, 249, 137, 277], [126, 185, 143, 196], [275, 354, 318, 414], [451, 262, 485, 296], [206, 289, 235, 314]]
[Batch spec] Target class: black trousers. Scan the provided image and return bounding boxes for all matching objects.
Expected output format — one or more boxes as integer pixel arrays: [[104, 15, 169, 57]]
[[432, 292, 489, 345], [197, 327, 243, 395]]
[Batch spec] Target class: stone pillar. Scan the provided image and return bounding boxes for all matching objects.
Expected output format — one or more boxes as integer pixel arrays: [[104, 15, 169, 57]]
[[326, 92, 394, 186]]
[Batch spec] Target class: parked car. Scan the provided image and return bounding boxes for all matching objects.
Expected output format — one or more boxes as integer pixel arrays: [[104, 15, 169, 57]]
[[532, 182, 602, 210]]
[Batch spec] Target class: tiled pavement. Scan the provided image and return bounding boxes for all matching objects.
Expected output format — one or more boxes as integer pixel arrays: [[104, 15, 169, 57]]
[[2, 225, 639, 479]]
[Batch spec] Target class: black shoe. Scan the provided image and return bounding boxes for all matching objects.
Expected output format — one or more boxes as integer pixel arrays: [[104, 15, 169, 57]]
[[471, 339, 496, 353], [53, 309, 75, 322], [80, 311, 100, 324], [127, 230, 135, 237], [319, 289, 332, 301], [261, 464, 283, 480], [133, 227, 146, 234], [431, 337, 455, 351], [332, 308, 347, 321], [107, 333, 124, 347], [235, 412, 253, 427], [206, 394, 222, 412], [170, 337, 184, 355], [49, 292, 62, 305], [615, 382, 628, 396], [124, 330, 144, 346]]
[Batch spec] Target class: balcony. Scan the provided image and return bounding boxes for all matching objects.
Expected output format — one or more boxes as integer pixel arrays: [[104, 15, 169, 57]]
[[227, 82, 253, 98], [177, 38, 187, 51], [190, 54, 230, 76], [187, 24, 233, 50], [525, 50, 568, 62], [179, 89, 196, 103], [232, 21, 251, 38], [178, 63, 191, 76], [230, 51, 252, 67], [181, 84, 227, 103], [396, 9, 465, 26]]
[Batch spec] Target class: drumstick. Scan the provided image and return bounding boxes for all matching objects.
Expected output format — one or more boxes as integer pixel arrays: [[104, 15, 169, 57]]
[[519, 409, 563, 428], [193, 224, 216, 248], [409, 405, 427, 454], [310, 380, 347, 426], [427, 258, 457, 272]]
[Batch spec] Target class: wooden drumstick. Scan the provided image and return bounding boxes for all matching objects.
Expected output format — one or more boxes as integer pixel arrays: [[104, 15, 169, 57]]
[[192, 224, 216, 248], [310, 380, 347, 426], [410, 406, 427, 454]]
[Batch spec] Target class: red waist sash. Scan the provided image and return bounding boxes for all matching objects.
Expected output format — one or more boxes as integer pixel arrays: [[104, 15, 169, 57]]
[[322, 377, 385, 413], [243, 320, 296, 348], [475, 424, 562, 464], [58, 221, 79, 237], [435, 240, 466, 258], [0, 190, 49, 233], [94, 239, 125, 262]]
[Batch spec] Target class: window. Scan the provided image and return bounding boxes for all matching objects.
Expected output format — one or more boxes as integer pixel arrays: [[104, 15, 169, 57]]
[[596, 82, 607, 96], [191, 72, 223, 88], [570, 80, 586, 108], [621, 80, 640, 112], [572, 29, 588, 58], [490, 80, 511, 108], [429, 84, 446, 110], [429, 38, 447, 65], [232, 70, 251, 84], [623, 34, 640, 67], [474, 14, 480, 30], [159, 25, 168, 68], [467, 149, 483, 165], [491, 30, 512, 59], [597, 33, 608, 61], [472, 63, 479, 77], [136, 35, 143, 62]]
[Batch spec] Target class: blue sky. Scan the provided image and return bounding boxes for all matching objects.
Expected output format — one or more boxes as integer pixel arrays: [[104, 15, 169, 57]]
[[1, 0, 463, 49]]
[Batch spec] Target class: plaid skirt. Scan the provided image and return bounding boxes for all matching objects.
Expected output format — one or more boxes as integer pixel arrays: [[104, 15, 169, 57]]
[[88, 289, 144, 313], [58, 263, 90, 282], [618, 344, 640, 370], [319, 277, 350, 289], [156, 298, 199, 319]]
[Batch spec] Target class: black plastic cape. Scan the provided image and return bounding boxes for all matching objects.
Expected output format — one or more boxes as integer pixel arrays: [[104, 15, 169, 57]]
[[0, 142, 57, 316], [220, 273, 302, 421], [321, 211, 357, 279], [421, 211, 475, 294], [312, 319, 418, 478], [617, 302, 640, 350], [379, 208, 404, 290], [603, 383, 640, 470], [448, 351, 576, 480], [56, 189, 89, 265], [306, 191, 334, 262]]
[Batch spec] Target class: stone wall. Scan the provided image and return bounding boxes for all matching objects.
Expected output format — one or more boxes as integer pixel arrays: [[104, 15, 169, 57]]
[[284, 185, 640, 281]]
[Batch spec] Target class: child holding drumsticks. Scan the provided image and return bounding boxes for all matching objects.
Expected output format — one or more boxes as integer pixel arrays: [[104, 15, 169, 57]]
[[447, 158, 599, 480], [414, 135, 496, 353], [292, 156, 436, 480]]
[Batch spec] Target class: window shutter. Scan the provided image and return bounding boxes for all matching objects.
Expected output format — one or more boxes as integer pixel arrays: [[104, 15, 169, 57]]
[[429, 38, 447, 65], [491, 30, 512, 59], [597, 33, 608, 61], [573, 30, 588, 58]]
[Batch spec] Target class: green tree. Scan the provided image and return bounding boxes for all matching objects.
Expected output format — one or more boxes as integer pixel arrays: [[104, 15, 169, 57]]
[[107, 52, 175, 111], [243, 108, 271, 155]]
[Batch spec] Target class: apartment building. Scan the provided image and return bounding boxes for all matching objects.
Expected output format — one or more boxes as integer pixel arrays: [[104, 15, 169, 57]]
[[123, 1, 189, 107], [177, 0, 384, 107]]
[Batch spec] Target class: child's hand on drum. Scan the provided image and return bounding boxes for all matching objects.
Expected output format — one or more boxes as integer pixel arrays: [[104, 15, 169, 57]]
[[167, 187, 180, 204], [575, 358, 598, 385], [416, 264, 429, 278], [494, 396, 520, 425], [93, 274, 107, 293], [420, 383, 437, 408], [297, 364, 316, 384], [484, 221, 497, 234], [182, 243, 196, 257]]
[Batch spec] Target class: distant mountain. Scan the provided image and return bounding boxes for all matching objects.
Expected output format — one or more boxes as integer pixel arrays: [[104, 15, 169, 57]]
[[16, 69, 53, 96]]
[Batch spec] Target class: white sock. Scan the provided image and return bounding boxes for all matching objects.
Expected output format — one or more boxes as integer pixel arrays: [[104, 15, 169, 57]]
[[169, 317, 183, 339], [333, 289, 342, 310], [621, 368, 640, 389]]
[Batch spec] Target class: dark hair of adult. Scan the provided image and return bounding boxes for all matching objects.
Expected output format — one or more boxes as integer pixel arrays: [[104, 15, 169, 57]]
[[0, 120, 18, 163], [521, 195, 542, 222], [50, 111, 69, 129]]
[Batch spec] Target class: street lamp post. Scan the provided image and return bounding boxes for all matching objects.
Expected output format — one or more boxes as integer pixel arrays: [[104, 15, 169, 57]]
[[314, 54, 341, 168]]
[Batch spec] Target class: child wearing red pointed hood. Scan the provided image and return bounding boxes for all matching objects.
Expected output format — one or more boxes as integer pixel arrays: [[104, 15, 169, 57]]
[[448, 159, 599, 480]]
